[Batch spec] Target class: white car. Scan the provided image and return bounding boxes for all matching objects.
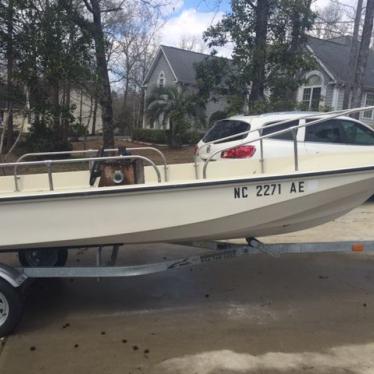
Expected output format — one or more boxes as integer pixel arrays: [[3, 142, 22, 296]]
[[196, 111, 374, 161]]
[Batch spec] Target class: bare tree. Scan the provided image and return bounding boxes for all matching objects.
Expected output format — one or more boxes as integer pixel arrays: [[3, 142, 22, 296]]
[[5, 0, 14, 149], [108, 0, 161, 134], [343, 0, 364, 109], [63, 0, 120, 147], [313, 2, 352, 39], [178, 35, 208, 53], [351, 0, 374, 113]]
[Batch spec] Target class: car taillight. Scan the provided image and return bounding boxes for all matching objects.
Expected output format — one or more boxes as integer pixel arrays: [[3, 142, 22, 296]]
[[221, 145, 256, 159]]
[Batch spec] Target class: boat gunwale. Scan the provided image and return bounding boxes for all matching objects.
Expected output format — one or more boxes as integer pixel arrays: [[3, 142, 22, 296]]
[[0, 163, 374, 203]]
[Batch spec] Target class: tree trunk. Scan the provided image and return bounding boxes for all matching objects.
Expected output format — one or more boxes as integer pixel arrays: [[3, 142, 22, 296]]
[[92, 94, 98, 136], [90, 0, 114, 148], [79, 88, 83, 126], [62, 80, 71, 142], [249, 0, 269, 103], [5, 0, 15, 152], [342, 0, 363, 109], [49, 77, 60, 132], [286, 0, 312, 103], [169, 120, 178, 148], [351, 0, 374, 117], [122, 75, 130, 136]]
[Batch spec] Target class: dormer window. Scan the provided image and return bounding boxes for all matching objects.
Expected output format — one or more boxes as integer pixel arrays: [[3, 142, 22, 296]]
[[158, 71, 166, 88]]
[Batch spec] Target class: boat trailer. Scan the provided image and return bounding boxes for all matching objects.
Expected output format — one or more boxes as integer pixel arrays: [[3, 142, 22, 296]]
[[1, 239, 374, 337]]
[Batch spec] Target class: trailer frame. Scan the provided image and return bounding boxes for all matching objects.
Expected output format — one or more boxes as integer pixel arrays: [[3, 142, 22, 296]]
[[1, 239, 374, 337]]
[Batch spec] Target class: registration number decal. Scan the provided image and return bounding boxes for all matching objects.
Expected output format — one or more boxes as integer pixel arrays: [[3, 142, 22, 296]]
[[234, 181, 305, 199]]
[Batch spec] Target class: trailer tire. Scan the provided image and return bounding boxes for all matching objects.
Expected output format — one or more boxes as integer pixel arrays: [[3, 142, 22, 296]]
[[0, 279, 23, 337], [18, 248, 68, 267]]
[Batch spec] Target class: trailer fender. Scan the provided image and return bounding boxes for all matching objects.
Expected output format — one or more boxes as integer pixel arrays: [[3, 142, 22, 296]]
[[0, 264, 27, 288]]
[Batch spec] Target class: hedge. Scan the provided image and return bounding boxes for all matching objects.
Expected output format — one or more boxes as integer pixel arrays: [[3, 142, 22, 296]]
[[132, 128, 203, 145]]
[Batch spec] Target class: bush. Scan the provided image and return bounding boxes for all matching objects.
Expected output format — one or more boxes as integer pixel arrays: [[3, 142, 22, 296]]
[[132, 128, 168, 144], [132, 128, 203, 145], [69, 122, 88, 140], [180, 131, 204, 144], [23, 119, 72, 154]]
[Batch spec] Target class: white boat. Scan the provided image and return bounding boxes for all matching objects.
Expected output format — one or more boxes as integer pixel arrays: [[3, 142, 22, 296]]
[[0, 108, 373, 251], [0, 107, 374, 338]]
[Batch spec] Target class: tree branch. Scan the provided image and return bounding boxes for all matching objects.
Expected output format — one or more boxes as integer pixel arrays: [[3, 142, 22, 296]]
[[100, 7, 122, 13], [246, 0, 256, 9], [82, 0, 93, 14]]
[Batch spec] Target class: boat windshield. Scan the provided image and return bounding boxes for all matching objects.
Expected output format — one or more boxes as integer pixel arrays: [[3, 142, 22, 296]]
[[203, 120, 250, 143]]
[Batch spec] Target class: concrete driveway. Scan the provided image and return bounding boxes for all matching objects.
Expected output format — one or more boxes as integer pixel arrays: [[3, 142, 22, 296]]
[[0, 202, 374, 374]]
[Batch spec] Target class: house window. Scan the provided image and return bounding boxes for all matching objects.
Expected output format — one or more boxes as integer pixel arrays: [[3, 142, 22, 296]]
[[363, 93, 374, 119], [158, 71, 166, 88], [302, 75, 322, 111]]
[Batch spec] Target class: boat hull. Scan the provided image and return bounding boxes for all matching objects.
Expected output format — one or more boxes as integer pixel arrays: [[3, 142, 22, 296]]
[[0, 167, 373, 250]]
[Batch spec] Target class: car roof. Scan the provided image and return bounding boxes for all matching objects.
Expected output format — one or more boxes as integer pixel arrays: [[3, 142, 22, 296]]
[[226, 111, 360, 129]]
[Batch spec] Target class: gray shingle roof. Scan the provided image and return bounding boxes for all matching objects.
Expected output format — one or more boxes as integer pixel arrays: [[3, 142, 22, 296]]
[[153, 38, 374, 89], [160, 45, 210, 84], [307, 36, 374, 88]]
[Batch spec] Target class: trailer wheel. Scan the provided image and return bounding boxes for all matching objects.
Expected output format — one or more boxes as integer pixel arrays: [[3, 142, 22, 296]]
[[0, 279, 23, 337], [18, 248, 68, 267]]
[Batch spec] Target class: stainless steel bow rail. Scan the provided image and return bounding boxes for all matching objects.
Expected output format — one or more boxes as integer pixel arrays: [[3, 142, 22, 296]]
[[5, 155, 162, 192], [198, 106, 374, 178], [0, 145, 169, 192], [15, 146, 169, 184]]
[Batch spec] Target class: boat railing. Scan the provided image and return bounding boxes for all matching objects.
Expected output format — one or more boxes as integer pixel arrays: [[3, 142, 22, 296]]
[[201, 106, 374, 179], [197, 109, 353, 175], [1, 155, 162, 192], [198, 108, 353, 150], [13, 146, 168, 191]]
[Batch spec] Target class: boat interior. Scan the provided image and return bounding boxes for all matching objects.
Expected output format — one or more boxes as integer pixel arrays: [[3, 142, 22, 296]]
[[0, 108, 373, 196]]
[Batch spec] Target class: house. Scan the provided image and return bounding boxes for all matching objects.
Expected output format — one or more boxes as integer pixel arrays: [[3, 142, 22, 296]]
[[300, 36, 374, 126], [142, 45, 227, 129], [69, 87, 103, 135], [0, 83, 103, 135], [0, 84, 31, 132], [143, 38, 374, 129]]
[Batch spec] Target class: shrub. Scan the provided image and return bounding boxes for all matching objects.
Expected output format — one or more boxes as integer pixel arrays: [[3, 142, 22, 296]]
[[132, 128, 168, 144], [180, 131, 204, 144], [69, 122, 88, 140], [23, 119, 72, 154], [132, 128, 203, 145]]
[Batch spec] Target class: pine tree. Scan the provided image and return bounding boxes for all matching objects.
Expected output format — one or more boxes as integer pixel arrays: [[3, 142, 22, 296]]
[[200, 0, 316, 112]]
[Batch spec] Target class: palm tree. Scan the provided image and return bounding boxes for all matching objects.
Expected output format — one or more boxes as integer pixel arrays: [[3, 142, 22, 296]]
[[146, 86, 205, 147]]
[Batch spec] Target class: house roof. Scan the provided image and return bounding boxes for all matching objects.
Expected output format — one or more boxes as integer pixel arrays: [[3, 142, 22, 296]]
[[160, 45, 211, 84], [145, 37, 374, 89], [307, 36, 374, 88], [144, 45, 224, 85]]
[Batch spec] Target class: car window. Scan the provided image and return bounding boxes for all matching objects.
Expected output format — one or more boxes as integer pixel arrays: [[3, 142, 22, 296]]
[[305, 119, 374, 145], [340, 120, 374, 145], [203, 120, 250, 143], [262, 120, 299, 140], [305, 119, 342, 143]]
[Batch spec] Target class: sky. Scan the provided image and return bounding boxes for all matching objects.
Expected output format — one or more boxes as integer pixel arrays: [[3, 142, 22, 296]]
[[159, 0, 230, 54], [158, 0, 356, 56]]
